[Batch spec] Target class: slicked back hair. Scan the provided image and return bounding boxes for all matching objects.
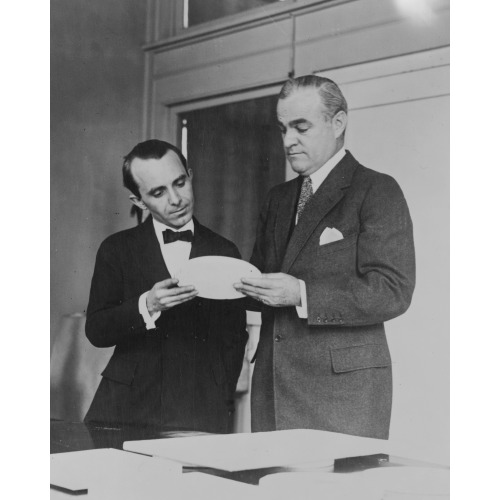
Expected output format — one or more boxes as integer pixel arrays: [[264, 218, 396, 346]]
[[122, 139, 188, 198], [279, 75, 348, 139]]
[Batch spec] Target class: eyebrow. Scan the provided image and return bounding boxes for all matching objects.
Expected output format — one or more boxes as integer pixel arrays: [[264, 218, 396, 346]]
[[278, 118, 311, 127]]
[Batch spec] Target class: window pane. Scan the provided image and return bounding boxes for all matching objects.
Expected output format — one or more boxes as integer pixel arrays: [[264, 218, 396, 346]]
[[185, 0, 292, 28]]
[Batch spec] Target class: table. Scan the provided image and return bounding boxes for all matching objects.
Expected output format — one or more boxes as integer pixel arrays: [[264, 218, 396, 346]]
[[51, 420, 447, 492]]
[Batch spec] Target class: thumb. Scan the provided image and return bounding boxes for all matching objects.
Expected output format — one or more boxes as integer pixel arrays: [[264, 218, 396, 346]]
[[156, 278, 179, 289]]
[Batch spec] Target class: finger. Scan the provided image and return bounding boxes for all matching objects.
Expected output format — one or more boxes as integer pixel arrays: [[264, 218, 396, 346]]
[[236, 288, 266, 301], [156, 278, 180, 289], [234, 284, 264, 295], [157, 285, 196, 298], [163, 294, 199, 308], [239, 277, 277, 289], [160, 290, 198, 305]]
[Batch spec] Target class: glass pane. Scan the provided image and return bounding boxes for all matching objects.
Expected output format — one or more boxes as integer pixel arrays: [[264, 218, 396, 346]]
[[185, 0, 292, 28], [181, 95, 285, 260]]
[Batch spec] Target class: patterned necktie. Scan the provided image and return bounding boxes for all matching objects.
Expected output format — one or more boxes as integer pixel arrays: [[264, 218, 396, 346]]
[[296, 176, 313, 221], [163, 229, 193, 244]]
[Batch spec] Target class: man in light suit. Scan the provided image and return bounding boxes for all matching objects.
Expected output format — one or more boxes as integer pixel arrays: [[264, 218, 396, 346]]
[[235, 75, 415, 439], [85, 139, 247, 434]]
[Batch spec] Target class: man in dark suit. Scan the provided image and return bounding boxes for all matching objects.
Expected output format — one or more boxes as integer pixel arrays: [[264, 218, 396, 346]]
[[235, 75, 415, 439], [85, 139, 248, 434]]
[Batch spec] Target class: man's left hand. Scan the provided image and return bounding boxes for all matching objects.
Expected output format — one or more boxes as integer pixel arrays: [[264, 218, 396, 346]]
[[234, 273, 301, 307]]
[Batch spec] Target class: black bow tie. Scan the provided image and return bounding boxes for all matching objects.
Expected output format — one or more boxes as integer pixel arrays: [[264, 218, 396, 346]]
[[163, 229, 193, 244]]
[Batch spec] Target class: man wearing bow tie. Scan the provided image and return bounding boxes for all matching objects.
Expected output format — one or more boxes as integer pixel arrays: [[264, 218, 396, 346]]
[[85, 139, 247, 433], [235, 75, 416, 439]]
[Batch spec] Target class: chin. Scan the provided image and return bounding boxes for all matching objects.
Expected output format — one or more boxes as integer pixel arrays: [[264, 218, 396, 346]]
[[177, 213, 193, 227], [291, 163, 311, 175]]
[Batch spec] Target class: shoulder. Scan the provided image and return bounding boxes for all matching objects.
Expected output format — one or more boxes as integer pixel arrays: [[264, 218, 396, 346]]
[[352, 161, 404, 197], [97, 221, 146, 255], [195, 222, 241, 258], [349, 161, 409, 215]]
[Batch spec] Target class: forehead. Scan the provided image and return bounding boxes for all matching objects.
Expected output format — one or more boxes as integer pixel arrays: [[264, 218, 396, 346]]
[[277, 88, 325, 123], [131, 151, 185, 190]]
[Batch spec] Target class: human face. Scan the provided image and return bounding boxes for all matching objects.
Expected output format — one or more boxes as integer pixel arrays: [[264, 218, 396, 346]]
[[130, 151, 194, 229], [277, 88, 346, 176]]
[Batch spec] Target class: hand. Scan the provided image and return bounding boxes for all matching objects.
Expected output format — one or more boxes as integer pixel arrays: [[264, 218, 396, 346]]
[[234, 273, 301, 307], [146, 278, 198, 314]]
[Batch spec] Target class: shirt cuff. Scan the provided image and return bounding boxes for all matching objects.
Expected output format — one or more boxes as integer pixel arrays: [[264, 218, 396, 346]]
[[139, 292, 161, 330], [295, 279, 308, 318]]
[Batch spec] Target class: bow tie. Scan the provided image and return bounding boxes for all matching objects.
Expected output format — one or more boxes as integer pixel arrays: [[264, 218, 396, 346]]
[[163, 229, 193, 244]]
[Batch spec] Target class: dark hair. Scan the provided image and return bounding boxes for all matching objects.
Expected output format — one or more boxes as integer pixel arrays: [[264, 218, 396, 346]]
[[279, 75, 348, 140], [122, 139, 188, 198]]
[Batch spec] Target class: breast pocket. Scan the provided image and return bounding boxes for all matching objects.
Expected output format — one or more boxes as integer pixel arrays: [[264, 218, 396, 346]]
[[317, 233, 357, 256], [330, 344, 391, 373]]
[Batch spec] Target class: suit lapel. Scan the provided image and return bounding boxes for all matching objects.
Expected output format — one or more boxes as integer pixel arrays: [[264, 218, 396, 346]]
[[274, 177, 301, 266], [132, 215, 172, 284], [189, 218, 214, 259], [281, 151, 358, 273]]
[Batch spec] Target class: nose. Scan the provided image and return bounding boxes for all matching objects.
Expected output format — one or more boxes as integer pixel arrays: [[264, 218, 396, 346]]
[[167, 189, 181, 207], [282, 129, 298, 149]]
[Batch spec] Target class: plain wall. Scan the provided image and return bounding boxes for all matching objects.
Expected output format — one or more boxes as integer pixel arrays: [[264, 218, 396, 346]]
[[51, 0, 147, 345]]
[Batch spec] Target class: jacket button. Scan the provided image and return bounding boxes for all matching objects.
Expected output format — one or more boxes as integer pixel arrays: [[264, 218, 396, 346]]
[[316, 316, 321, 323], [275, 335, 282, 342]]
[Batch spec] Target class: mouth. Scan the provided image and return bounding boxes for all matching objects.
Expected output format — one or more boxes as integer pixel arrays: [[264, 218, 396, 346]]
[[172, 207, 187, 215]]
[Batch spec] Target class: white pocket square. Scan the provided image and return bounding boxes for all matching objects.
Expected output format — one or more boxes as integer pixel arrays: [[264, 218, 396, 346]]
[[320, 227, 343, 245]]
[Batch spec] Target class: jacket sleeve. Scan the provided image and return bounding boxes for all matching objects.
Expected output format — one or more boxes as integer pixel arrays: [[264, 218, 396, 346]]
[[306, 174, 416, 327], [85, 238, 148, 348]]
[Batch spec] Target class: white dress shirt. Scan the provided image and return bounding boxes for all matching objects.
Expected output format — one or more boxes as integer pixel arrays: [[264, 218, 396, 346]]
[[138, 218, 194, 329], [296, 148, 346, 318]]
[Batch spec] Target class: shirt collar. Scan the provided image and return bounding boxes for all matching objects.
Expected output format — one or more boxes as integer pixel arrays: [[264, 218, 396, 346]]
[[152, 217, 194, 243], [309, 147, 346, 193]]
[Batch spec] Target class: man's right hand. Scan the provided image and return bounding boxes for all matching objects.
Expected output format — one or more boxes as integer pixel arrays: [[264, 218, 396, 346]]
[[146, 278, 198, 314]]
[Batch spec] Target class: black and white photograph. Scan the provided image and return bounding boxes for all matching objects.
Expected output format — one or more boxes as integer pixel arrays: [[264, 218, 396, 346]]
[[46, 0, 458, 497]]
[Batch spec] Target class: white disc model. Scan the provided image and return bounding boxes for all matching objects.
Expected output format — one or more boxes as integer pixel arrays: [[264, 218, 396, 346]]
[[176, 256, 261, 300]]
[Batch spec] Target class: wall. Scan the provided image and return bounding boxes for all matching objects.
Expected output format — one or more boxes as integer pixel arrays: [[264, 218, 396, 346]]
[[51, 0, 147, 345]]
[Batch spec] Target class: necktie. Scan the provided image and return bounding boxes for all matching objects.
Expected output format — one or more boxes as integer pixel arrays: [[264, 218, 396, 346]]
[[163, 229, 193, 244], [296, 176, 313, 221]]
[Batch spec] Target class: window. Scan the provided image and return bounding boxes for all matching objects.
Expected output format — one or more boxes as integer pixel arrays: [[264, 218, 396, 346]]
[[181, 95, 285, 259], [183, 0, 291, 28]]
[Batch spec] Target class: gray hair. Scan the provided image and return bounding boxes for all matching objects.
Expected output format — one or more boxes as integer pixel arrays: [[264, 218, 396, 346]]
[[279, 75, 348, 138]]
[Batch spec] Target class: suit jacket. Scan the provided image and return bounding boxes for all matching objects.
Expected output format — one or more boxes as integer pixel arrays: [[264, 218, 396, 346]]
[[250, 151, 415, 439], [84, 216, 248, 434]]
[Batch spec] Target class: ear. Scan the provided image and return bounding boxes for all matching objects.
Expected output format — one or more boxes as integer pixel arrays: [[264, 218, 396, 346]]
[[129, 194, 147, 211], [187, 168, 194, 180], [332, 110, 348, 139]]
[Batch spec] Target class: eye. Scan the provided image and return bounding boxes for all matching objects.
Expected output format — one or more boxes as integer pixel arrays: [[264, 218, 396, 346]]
[[152, 189, 165, 198], [176, 179, 186, 188], [296, 126, 309, 134]]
